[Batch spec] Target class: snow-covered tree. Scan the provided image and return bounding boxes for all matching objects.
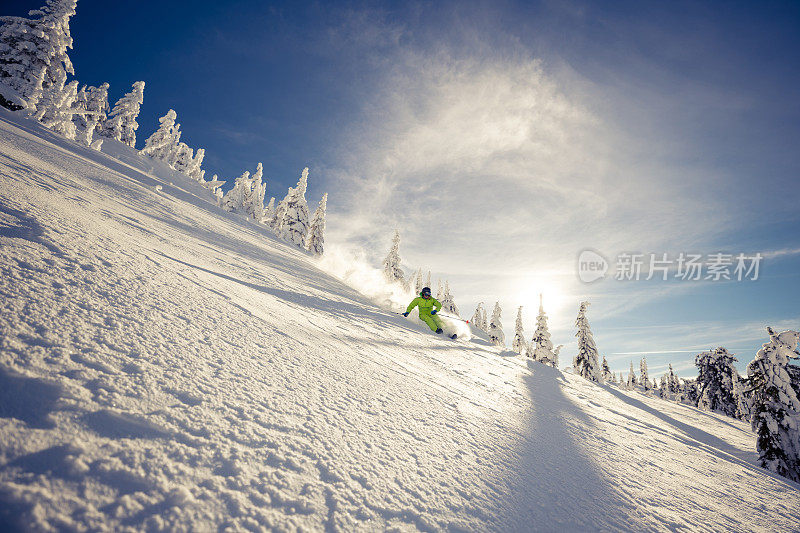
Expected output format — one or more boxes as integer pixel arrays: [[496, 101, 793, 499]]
[[414, 268, 423, 294], [626, 362, 637, 389], [425, 271, 432, 290], [553, 345, 563, 368], [100, 81, 144, 147], [436, 279, 443, 300], [471, 303, 487, 332], [269, 193, 289, 228], [574, 302, 601, 382], [262, 197, 275, 223], [187, 148, 205, 182], [488, 302, 504, 347], [171, 142, 194, 174], [221, 171, 251, 212], [276, 168, 312, 246], [141, 109, 178, 159], [695, 347, 740, 417], [440, 281, 460, 316], [658, 374, 668, 398], [84, 82, 108, 130], [746, 328, 800, 482], [529, 295, 557, 366], [512, 306, 526, 355], [305, 193, 327, 256], [203, 174, 225, 197], [73, 82, 108, 134], [734, 376, 752, 421], [382, 229, 405, 284], [788, 364, 800, 400], [0, 0, 77, 111], [37, 75, 78, 139], [71, 83, 87, 123], [601, 357, 613, 382], [667, 364, 680, 395], [245, 163, 266, 220], [679, 379, 699, 406], [640, 357, 650, 392], [73, 83, 107, 146]]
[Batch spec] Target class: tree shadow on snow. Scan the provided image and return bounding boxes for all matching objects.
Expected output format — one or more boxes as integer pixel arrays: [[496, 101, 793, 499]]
[[503, 364, 643, 531], [602, 386, 799, 488]]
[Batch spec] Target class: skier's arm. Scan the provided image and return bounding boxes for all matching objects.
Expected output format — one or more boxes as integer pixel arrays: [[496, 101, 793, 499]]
[[432, 298, 443, 312], [405, 298, 421, 314]]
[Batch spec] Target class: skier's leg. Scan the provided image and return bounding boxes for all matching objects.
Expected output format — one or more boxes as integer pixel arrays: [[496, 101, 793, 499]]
[[432, 315, 444, 330], [419, 314, 438, 331]]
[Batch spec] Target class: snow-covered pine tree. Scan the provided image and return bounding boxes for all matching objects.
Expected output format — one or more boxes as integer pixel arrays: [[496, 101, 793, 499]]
[[512, 306, 526, 355], [425, 271, 432, 290], [414, 268, 423, 294], [471, 303, 486, 331], [626, 362, 636, 389], [601, 357, 613, 382], [788, 364, 800, 400], [100, 81, 144, 147], [85, 82, 108, 130], [203, 174, 226, 197], [658, 374, 668, 398], [162, 123, 183, 168], [171, 142, 194, 174], [574, 301, 602, 382], [695, 347, 740, 417], [0, 0, 77, 111], [734, 375, 752, 421], [667, 364, 680, 395], [269, 192, 289, 228], [382, 229, 405, 284], [72, 83, 87, 124], [679, 379, 699, 405], [441, 281, 460, 316], [275, 168, 312, 246], [73, 83, 106, 146], [140, 109, 178, 160], [529, 295, 557, 366], [553, 345, 563, 368], [262, 197, 275, 223], [221, 171, 251, 212], [640, 357, 650, 392], [245, 163, 265, 220], [746, 328, 800, 482], [37, 75, 78, 139], [305, 193, 327, 256], [73, 82, 108, 135], [187, 148, 205, 182], [488, 302, 505, 347], [436, 279, 443, 300]]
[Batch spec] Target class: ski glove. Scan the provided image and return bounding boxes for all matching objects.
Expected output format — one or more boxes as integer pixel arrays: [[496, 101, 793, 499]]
[[430, 309, 438, 315], [402, 312, 409, 317]]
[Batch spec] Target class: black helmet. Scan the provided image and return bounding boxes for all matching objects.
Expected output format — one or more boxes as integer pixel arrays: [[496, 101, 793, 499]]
[[421, 287, 431, 296]]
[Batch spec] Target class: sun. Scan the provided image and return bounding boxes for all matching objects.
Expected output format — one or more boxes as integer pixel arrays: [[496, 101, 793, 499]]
[[509, 274, 574, 329]]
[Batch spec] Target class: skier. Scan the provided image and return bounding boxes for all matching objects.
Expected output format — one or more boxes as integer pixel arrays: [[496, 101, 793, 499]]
[[403, 287, 446, 335]]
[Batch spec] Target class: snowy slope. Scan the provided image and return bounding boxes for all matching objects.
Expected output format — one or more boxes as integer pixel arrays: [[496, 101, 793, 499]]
[[1, 109, 799, 532]]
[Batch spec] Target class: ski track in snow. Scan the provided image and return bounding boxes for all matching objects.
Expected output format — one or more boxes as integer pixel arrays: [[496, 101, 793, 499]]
[[1, 109, 799, 532]]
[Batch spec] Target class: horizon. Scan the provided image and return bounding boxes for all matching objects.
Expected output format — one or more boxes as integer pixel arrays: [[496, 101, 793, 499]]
[[5, 0, 800, 377]]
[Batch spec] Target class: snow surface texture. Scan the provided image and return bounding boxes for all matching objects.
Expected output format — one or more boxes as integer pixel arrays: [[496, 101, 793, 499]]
[[1, 109, 799, 531]]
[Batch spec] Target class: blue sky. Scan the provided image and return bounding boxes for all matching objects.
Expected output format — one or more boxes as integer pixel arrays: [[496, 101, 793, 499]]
[[8, 0, 800, 377]]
